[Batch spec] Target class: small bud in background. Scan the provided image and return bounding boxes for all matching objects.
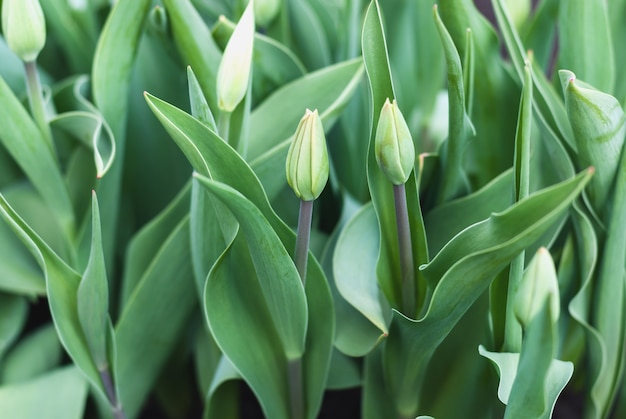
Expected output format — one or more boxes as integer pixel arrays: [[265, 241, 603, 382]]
[[514, 248, 560, 329], [375, 98, 415, 185], [254, 0, 280, 27], [504, 0, 530, 30], [216, 1, 255, 113], [286, 109, 329, 201], [1, 0, 46, 62]]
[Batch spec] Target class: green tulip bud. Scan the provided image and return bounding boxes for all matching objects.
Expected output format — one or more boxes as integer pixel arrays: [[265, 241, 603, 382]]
[[286, 109, 329, 201], [375, 98, 415, 185], [254, 0, 280, 27], [2, 0, 46, 62], [514, 248, 560, 329], [216, 2, 255, 113], [560, 70, 626, 213]]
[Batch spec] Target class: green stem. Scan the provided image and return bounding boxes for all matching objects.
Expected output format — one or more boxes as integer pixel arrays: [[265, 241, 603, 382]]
[[287, 199, 313, 419], [24, 60, 53, 151], [394, 183, 415, 318], [217, 110, 231, 143], [294, 199, 313, 284], [99, 365, 126, 419], [288, 358, 304, 419]]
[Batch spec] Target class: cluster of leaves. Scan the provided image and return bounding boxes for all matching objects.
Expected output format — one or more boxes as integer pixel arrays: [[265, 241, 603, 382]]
[[1, 0, 625, 418]]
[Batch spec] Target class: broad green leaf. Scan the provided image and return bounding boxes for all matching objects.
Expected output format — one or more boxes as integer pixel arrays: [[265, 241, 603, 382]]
[[438, 0, 519, 185], [0, 77, 74, 236], [491, 0, 575, 150], [92, 0, 151, 264], [568, 202, 604, 419], [560, 70, 626, 217], [247, 58, 364, 161], [77, 192, 109, 369], [0, 194, 107, 399], [40, 0, 97, 73], [558, 0, 614, 94], [0, 366, 88, 419], [285, 0, 331, 71], [49, 76, 116, 178], [145, 91, 334, 418], [362, 347, 396, 419], [334, 203, 391, 335], [0, 324, 62, 385], [588, 114, 626, 418], [0, 215, 44, 296], [608, 0, 626, 104], [211, 15, 306, 105], [433, 5, 472, 202], [519, 0, 558, 72], [478, 347, 573, 417], [115, 216, 196, 419], [187, 66, 217, 131], [196, 176, 308, 360], [0, 293, 27, 359], [162, 0, 221, 111], [382, 169, 592, 417], [190, 181, 238, 298], [363, 0, 425, 316], [425, 169, 513, 259], [203, 356, 240, 419], [326, 350, 361, 390], [205, 231, 290, 419], [380, 0, 444, 129], [120, 183, 190, 309], [322, 205, 383, 357]]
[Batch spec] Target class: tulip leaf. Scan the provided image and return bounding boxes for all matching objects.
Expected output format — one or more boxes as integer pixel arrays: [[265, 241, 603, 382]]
[[114, 215, 196, 419], [558, 0, 615, 94], [0, 366, 88, 419], [0, 324, 62, 385], [0, 77, 74, 236], [0, 194, 107, 399], [247, 58, 364, 161], [382, 169, 592, 417], [196, 176, 308, 360], [334, 203, 391, 335], [0, 294, 28, 359], [77, 192, 110, 369]]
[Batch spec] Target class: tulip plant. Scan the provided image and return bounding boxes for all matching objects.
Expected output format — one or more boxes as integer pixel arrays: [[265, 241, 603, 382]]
[[1, 0, 625, 418]]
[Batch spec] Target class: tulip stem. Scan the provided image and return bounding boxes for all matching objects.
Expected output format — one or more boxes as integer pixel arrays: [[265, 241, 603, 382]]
[[394, 183, 415, 318], [288, 358, 304, 419], [294, 199, 313, 285], [218, 110, 231, 143], [24, 60, 53, 151], [99, 364, 126, 419]]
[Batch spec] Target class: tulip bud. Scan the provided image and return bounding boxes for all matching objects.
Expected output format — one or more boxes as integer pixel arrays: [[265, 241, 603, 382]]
[[216, 2, 255, 113], [254, 0, 280, 27], [514, 248, 560, 329], [375, 98, 415, 185], [559, 70, 626, 214], [286, 109, 329, 201], [2, 0, 46, 62]]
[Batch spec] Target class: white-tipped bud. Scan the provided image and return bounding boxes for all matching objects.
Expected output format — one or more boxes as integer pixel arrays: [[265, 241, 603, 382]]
[[216, 2, 255, 112], [514, 248, 560, 329], [2, 0, 46, 62]]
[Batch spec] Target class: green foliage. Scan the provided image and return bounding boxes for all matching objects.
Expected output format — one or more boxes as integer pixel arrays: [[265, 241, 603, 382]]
[[1, 0, 626, 418]]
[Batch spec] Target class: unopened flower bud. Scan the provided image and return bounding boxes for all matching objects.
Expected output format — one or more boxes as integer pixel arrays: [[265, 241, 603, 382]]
[[514, 248, 560, 329], [216, 2, 255, 112], [254, 0, 280, 27], [375, 98, 415, 185], [286, 109, 329, 201], [2, 0, 46, 62]]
